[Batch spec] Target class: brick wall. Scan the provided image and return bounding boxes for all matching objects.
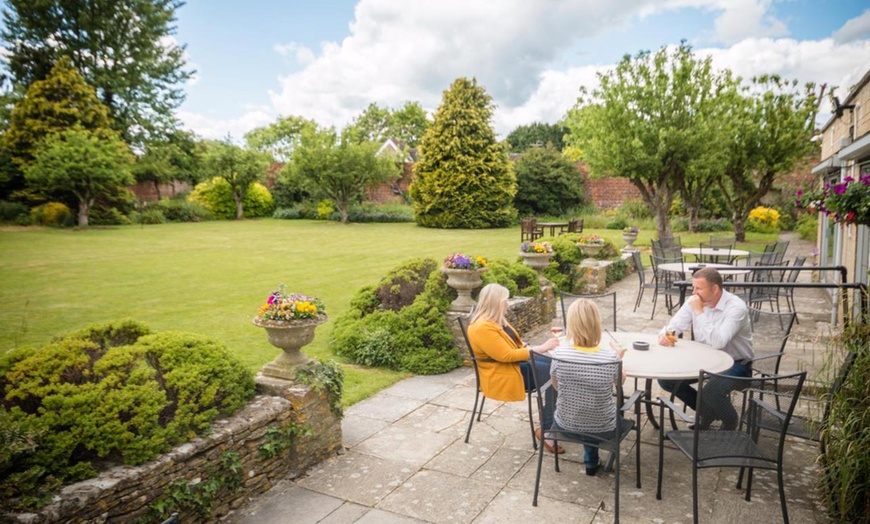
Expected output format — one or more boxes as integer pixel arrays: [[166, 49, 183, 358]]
[[129, 180, 193, 202], [3, 377, 342, 524], [583, 176, 642, 210]]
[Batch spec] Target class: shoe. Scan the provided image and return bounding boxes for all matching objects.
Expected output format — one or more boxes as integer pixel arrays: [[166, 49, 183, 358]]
[[534, 428, 565, 454], [585, 462, 600, 476]]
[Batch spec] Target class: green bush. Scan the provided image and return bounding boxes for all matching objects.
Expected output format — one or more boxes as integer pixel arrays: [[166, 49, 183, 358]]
[[604, 258, 628, 287], [30, 202, 73, 227], [331, 203, 415, 223], [89, 206, 133, 226], [483, 258, 541, 298], [188, 177, 274, 219], [132, 207, 166, 224], [618, 199, 653, 219], [273, 202, 319, 220], [795, 213, 818, 241], [154, 198, 212, 222], [605, 217, 628, 230], [0, 320, 255, 511], [0, 200, 30, 224]]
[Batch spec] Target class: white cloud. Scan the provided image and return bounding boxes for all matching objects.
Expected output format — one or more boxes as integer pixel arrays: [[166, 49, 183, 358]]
[[177, 0, 870, 141], [177, 107, 275, 142], [833, 8, 870, 44]]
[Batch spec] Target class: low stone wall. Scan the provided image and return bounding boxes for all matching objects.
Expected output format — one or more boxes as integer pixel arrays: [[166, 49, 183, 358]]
[[4, 376, 342, 524]]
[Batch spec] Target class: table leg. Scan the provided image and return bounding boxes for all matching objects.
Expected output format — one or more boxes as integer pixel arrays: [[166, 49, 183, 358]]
[[643, 379, 660, 430]]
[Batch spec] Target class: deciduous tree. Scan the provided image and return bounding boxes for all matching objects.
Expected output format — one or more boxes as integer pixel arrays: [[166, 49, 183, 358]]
[[506, 122, 568, 152], [204, 139, 269, 220], [564, 43, 729, 240], [24, 126, 134, 226], [287, 126, 399, 223], [1, 0, 193, 147], [410, 77, 515, 229]]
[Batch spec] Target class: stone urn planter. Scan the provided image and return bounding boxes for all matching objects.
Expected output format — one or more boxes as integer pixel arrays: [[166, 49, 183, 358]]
[[253, 315, 327, 380], [441, 267, 487, 312], [519, 251, 553, 282], [621, 232, 639, 251], [577, 242, 604, 261]]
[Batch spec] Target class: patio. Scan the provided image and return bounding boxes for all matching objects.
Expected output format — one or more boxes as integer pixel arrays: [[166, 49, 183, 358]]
[[230, 234, 835, 523]]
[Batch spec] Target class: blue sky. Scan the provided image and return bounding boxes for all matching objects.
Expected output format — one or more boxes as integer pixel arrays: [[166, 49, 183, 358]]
[[5, 1, 870, 140]]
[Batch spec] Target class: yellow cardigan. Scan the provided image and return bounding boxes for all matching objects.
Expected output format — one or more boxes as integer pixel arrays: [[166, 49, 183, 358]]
[[466, 319, 530, 401]]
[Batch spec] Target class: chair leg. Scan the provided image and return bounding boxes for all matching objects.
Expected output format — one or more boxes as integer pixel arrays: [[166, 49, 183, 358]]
[[465, 391, 481, 443], [634, 286, 644, 312], [478, 396, 486, 422], [527, 389, 538, 450], [692, 462, 699, 524], [656, 402, 665, 500], [532, 437, 545, 506], [777, 464, 790, 524]]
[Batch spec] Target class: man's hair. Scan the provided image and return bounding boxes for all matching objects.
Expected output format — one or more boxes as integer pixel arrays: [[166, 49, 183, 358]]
[[693, 267, 723, 289]]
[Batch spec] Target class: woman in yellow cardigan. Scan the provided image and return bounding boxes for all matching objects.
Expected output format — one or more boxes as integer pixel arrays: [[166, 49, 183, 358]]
[[467, 283, 562, 453]]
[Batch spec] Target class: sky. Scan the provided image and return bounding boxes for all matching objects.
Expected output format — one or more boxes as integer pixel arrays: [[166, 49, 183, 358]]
[[7, 1, 870, 141]]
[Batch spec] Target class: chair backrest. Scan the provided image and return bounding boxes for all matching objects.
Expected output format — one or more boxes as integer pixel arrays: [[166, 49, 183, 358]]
[[786, 255, 806, 284], [566, 218, 584, 233], [695, 370, 806, 461], [560, 290, 617, 332], [520, 217, 538, 242], [747, 308, 796, 376], [456, 316, 482, 381], [709, 234, 736, 247], [529, 351, 625, 439], [631, 250, 646, 285]]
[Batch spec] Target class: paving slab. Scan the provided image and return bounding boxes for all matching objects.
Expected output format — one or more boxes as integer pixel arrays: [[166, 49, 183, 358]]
[[392, 403, 468, 434], [425, 438, 501, 478], [296, 451, 416, 507], [344, 393, 425, 423], [353, 424, 457, 468], [471, 488, 599, 523], [468, 446, 534, 486], [377, 469, 501, 524], [341, 414, 390, 448], [230, 483, 344, 524]]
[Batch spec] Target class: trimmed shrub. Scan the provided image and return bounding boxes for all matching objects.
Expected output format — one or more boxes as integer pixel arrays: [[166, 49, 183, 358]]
[[484, 258, 541, 297], [618, 198, 653, 219], [0, 200, 30, 224], [132, 207, 166, 224], [331, 203, 414, 223], [154, 198, 212, 222], [188, 177, 274, 219], [30, 202, 73, 227], [0, 320, 255, 511]]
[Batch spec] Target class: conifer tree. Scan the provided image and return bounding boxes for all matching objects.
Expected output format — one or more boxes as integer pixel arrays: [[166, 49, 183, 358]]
[[410, 77, 515, 229]]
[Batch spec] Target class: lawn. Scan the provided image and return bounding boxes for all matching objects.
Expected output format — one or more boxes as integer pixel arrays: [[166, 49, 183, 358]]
[[0, 219, 774, 405]]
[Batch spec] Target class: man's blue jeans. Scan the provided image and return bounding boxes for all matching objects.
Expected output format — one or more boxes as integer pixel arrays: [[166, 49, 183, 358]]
[[658, 360, 751, 430], [520, 357, 555, 430]]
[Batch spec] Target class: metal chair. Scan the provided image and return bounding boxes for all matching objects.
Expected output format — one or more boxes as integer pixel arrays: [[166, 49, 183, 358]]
[[456, 316, 537, 448], [698, 241, 732, 264], [650, 254, 683, 319], [748, 260, 789, 312], [631, 251, 659, 314], [746, 308, 796, 380], [656, 370, 807, 524], [559, 290, 617, 332], [782, 256, 806, 322], [530, 352, 643, 522]]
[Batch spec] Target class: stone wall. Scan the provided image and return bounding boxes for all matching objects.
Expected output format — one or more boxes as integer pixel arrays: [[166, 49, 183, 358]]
[[4, 376, 342, 524]]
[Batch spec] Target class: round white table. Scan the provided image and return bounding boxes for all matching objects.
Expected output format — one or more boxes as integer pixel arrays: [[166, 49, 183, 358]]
[[681, 247, 750, 259], [657, 262, 750, 278], [608, 331, 734, 380]]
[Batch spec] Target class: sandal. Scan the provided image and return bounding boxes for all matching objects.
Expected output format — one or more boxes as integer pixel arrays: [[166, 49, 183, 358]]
[[534, 428, 565, 454]]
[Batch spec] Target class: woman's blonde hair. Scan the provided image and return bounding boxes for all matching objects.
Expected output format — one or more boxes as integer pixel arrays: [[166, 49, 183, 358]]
[[566, 298, 602, 348], [470, 283, 509, 326]]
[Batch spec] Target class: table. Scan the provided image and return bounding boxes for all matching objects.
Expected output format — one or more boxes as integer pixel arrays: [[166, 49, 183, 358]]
[[681, 247, 750, 260], [606, 331, 733, 429], [536, 221, 569, 237], [657, 262, 751, 278]]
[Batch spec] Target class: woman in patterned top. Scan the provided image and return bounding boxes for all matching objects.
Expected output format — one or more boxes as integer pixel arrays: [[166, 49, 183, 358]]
[[549, 298, 628, 475], [467, 284, 562, 453]]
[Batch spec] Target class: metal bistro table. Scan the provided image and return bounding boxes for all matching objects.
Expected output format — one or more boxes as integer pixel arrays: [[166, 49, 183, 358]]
[[609, 331, 734, 429], [657, 262, 751, 278], [681, 247, 750, 261], [536, 221, 569, 237]]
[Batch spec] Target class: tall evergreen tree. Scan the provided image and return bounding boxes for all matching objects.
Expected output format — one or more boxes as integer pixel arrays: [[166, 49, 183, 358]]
[[410, 77, 515, 229], [1, 0, 193, 147], [2, 57, 117, 188]]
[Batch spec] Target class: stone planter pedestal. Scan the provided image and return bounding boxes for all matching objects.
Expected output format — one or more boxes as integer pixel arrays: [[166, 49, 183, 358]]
[[441, 267, 487, 312], [577, 242, 604, 263], [622, 233, 638, 252], [253, 315, 327, 380], [519, 251, 553, 283]]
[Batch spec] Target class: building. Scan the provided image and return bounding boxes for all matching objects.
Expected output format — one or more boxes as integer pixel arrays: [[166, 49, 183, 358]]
[[811, 67, 870, 298]]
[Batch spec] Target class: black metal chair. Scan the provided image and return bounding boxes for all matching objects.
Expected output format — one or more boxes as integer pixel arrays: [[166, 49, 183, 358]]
[[781, 256, 806, 322], [650, 254, 683, 319], [746, 308, 796, 380], [456, 316, 537, 448], [530, 352, 643, 522], [631, 251, 659, 314], [559, 290, 617, 332], [748, 260, 789, 312], [656, 370, 807, 524]]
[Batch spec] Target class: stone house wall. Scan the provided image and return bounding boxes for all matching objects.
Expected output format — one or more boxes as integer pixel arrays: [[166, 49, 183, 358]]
[[4, 378, 342, 524]]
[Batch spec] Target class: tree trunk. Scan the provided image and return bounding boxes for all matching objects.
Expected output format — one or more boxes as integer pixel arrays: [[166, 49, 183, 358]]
[[733, 215, 746, 242], [78, 198, 91, 227], [687, 205, 699, 233], [339, 205, 349, 224], [654, 204, 673, 240], [153, 180, 162, 200], [234, 191, 244, 220]]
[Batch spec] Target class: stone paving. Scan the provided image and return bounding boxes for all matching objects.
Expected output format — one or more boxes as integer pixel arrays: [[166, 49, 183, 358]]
[[228, 233, 836, 523]]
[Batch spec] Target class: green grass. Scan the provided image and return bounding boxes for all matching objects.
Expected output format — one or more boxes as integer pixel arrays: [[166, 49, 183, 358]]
[[0, 219, 777, 406]]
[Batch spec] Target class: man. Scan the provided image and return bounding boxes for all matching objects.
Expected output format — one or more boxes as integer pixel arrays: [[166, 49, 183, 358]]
[[658, 267, 753, 430]]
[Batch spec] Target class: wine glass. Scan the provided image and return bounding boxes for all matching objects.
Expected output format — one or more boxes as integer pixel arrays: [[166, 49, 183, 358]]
[[550, 318, 564, 338]]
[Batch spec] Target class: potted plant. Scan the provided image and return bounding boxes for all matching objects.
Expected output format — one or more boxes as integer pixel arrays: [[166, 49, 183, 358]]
[[797, 175, 870, 226], [253, 285, 327, 379], [519, 241, 554, 281], [622, 226, 639, 251], [441, 253, 488, 312], [576, 233, 606, 259]]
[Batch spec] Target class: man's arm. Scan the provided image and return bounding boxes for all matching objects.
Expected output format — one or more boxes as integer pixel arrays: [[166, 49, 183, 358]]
[[693, 305, 748, 350], [658, 300, 694, 345]]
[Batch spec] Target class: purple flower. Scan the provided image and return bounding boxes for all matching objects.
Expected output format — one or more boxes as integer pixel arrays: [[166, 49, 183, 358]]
[[796, 189, 803, 196], [833, 183, 847, 195], [844, 176, 854, 183]]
